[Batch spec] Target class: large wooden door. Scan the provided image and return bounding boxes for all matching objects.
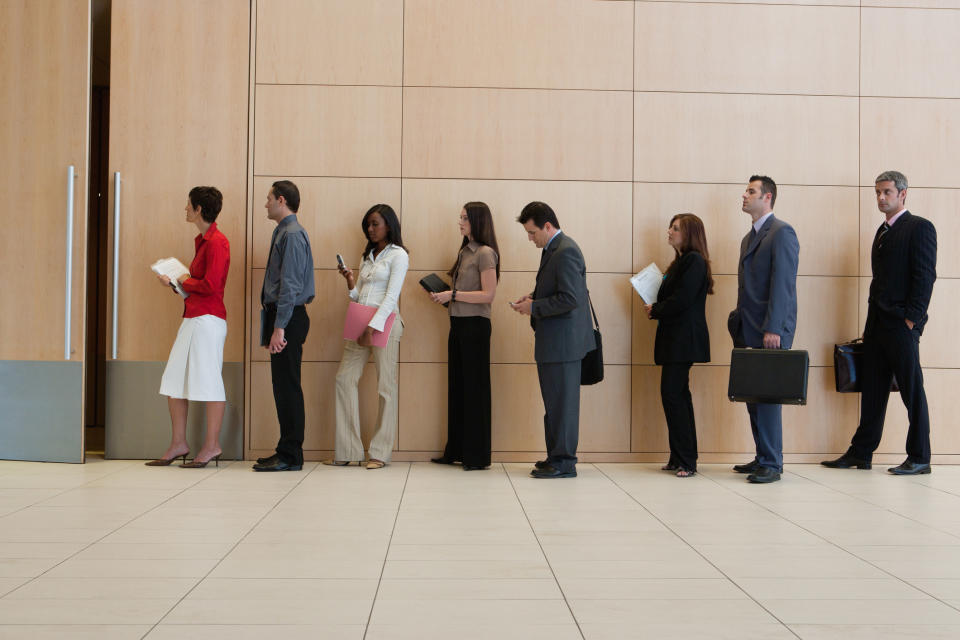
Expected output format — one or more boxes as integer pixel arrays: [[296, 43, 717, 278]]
[[0, 0, 91, 463], [104, 0, 250, 459]]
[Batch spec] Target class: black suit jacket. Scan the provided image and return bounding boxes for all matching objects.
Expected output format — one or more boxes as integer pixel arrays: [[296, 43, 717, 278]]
[[651, 251, 710, 365], [866, 211, 937, 336]]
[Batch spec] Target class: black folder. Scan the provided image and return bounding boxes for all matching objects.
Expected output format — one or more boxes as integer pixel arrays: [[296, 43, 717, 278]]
[[419, 273, 451, 307], [727, 348, 809, 405]]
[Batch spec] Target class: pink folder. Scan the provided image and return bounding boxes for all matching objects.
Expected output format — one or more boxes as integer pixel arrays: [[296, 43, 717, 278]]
[[342, 301, 396, 348]]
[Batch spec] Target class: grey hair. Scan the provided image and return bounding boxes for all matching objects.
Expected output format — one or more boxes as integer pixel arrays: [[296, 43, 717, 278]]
[[875, 170, 908, 192]]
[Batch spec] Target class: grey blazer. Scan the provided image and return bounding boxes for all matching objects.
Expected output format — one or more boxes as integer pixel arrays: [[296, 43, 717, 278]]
[[728, 215, 800, 349], [531, 233, 596, 363]]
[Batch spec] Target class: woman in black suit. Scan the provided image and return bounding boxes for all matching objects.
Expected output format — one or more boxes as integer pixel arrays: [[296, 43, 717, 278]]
[[645, 213, 713, 477]]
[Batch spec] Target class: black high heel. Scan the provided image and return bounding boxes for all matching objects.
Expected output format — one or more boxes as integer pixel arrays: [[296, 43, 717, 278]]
[[180, 454, 221, 468], [145, 453, 189, 466]]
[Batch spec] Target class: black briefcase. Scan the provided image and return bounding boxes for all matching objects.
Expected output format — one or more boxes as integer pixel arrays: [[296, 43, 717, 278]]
[[728, 348, 809, 405], [834, 338, 899, 393]]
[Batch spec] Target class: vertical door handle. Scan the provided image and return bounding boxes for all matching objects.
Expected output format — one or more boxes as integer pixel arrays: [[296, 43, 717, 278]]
[[111, 171, 121, 359], [64, 165, 76, 360]]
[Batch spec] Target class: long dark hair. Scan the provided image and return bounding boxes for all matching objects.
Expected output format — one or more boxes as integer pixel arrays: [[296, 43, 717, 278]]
[[361, 204, 407, 258], [667, 213, 714, 295], [448, 201, 500, 281]]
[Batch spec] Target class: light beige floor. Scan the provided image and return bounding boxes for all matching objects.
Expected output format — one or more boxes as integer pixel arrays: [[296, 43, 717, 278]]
[[1, 459, 960, 639]]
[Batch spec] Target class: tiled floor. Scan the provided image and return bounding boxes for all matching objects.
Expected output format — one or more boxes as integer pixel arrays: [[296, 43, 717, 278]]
[[2, 459, 960, 639]]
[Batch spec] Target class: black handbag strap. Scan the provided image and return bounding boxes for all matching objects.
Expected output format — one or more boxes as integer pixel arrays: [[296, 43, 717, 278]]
[[587, 292, 599, 331]]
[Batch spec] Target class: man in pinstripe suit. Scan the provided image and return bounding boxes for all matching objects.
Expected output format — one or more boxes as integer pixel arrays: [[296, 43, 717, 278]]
[[823, 171, 937, 475]]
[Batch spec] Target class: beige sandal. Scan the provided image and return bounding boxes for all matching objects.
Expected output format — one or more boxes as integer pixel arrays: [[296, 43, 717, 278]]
[[365, 459, 386, 469], [322, 460, 359, 466]]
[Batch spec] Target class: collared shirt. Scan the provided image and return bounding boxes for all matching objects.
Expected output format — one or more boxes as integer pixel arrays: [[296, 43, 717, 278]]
[[887, 208, 907, 227], [349, 243, 408, 331], [753, 211, 774, 234], [182, 222, 230, 320], [544, 229, 563, 250], [261, 214, 315, 329], [450, 242, 498, 319]]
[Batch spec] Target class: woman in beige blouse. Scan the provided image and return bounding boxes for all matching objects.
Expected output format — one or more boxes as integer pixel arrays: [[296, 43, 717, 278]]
[[428, 202, 500, 470]]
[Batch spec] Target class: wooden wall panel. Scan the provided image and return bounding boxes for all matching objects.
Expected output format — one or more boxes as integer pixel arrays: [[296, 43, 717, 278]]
[[256, 0, 402, 85], [0, 0, 89, 361], [402, 179, 633, 274], [860, 98, 960, 188], [635, 93, 859, 185], [403, 88, 633, 181], [404, 0, 632, 90], [397, 363, 447, 451], [250, 177, 401, 269], [254, 85, 402, 177], [862, 8, 960, 99], [862, 0, 960, 11], [635, 3, 858, 95], [633, 183, 860, 277], [859, 187, 960, 278]]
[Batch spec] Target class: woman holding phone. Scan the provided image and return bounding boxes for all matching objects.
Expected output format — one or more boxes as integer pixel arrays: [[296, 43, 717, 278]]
[[428, 202, 500, 470], [149, 186, 230, 468], [326, 204, 408, 469], [645, 213, 712, 478]]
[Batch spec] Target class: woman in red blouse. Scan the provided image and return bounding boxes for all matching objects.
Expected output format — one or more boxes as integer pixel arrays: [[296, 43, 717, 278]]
[[148, 186, 230, 468]]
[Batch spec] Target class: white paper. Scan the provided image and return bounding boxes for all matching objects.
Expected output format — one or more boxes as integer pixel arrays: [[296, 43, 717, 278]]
[[151, 257, 190, 298], [630, 262, 663, 304]]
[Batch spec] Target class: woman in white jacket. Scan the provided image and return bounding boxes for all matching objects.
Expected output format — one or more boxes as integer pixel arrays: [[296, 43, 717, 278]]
[[327, 204, 409, 469]]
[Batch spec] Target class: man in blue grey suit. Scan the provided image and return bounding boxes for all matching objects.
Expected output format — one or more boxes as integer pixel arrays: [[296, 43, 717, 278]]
[[511, 202, 595, 479], [727, 176, 800, 484]]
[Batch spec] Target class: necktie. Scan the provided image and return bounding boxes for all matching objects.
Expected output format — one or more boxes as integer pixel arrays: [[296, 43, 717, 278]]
[[876, 222, 890, 247]]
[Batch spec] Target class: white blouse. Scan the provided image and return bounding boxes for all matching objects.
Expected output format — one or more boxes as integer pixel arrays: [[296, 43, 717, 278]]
[[348, 243, 409, 332]]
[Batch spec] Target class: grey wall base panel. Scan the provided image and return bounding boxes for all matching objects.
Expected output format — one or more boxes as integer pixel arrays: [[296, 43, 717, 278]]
[[105, 361, 243, 460], [0, 361, 83, 463]]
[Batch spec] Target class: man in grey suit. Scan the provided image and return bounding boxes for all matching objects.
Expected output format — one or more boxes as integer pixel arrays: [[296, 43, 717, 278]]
[[511, 202, 595, 478], [727, 176, 800, 484]]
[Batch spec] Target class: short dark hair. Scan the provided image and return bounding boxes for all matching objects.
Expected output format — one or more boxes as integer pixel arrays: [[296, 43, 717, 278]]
[[749, 175, 777, 208], [188, 186, 223, 223], [516, 201, 560, 229], [361, 204, 407, 257], [271, 180, 300, 213]]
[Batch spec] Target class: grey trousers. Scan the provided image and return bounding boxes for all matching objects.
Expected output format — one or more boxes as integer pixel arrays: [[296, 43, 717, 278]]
[[536, 359, 582, 473]]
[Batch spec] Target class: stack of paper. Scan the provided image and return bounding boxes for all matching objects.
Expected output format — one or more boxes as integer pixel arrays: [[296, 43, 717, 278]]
[[151, 257, 190, 298], [630, 262, 663, 304]]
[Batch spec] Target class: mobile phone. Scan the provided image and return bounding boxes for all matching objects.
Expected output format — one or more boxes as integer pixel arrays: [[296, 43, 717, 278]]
[[336, 254, 345, 269]]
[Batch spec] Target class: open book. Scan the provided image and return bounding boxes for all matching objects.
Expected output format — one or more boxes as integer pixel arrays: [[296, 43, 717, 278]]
[[151, 258, 190, 298], [629, 262, 663, 304]]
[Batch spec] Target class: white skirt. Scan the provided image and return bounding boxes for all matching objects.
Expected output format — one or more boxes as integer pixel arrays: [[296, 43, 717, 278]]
[[159, 315, 227, 401]]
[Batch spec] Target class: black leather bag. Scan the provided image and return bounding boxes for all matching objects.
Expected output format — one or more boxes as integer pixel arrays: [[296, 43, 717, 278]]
[[834, 338, 899, 393], [728, 348, 809, 405], [581, 296, 603, 385]]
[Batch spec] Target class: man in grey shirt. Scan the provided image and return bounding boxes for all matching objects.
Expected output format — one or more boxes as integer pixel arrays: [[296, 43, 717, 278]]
[[254, 180, 315, 472]]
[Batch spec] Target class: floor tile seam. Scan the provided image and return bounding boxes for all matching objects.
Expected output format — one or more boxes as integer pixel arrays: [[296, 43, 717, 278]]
[[591, 463, 804, 639], [139, 461, 323, 639], [503, 464, 587, 640], [0, 463, 234, 604], [361, 462, 413, 640], [782, 467, 960, 542], [0, 461, 144, 522], [694, 467, 960, 614]]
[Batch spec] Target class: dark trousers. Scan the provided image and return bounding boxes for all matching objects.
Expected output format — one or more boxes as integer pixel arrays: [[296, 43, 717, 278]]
[[660, 362, 698, 471], [848, 323, 930, 464], [537, 359, 581, 473], [443, 316, 492, 467], [269, 306, 309, 466]]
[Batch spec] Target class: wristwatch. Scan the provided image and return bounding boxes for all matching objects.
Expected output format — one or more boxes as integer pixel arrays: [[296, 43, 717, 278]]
[[451, 289, 457, 302]]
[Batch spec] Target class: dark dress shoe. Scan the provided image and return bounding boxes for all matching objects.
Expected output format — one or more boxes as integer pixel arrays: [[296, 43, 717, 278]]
[[253, 458, 302, 472], [531, 465, 576, 479], [821, 455, 872, 469], [733, 459, 760, 474], [534, 460, 550, 469], [747, 467, 781, 483], [256, 454, 278, 465], [463, 465, 489, 471], [888, 460, 931, 475], [430, 456, 458, 465]]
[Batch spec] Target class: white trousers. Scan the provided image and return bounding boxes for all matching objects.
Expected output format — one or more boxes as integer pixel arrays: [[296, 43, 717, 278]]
[[159, 315, 227, 402], [334, 319, 402, 462]]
